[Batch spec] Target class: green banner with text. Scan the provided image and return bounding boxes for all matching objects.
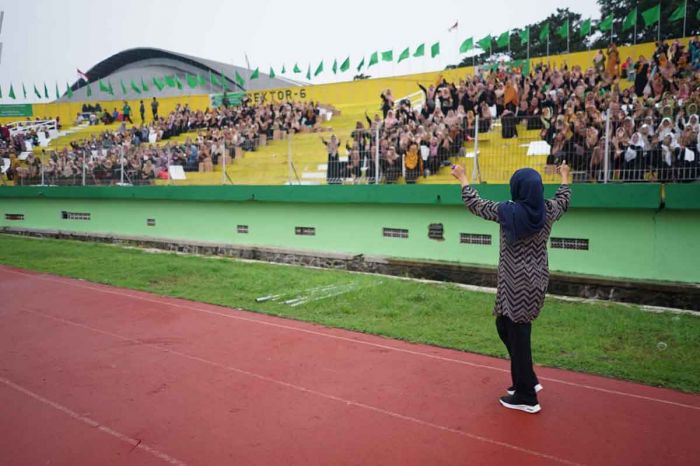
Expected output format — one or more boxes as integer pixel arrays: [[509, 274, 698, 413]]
[[0, 104, 34, 117]]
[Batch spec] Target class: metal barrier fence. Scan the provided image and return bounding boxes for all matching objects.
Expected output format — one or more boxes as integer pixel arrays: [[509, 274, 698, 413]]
[[4, 111, 699, 186]]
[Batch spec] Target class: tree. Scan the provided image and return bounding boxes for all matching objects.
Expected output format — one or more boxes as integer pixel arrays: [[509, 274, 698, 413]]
[[454, 8, 582, 67], [451, 1, 697, 69], [592, 0, 698, 48]]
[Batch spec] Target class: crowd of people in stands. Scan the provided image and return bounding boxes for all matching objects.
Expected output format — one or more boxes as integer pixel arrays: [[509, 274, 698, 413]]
[[350, 37, 700, 183], [4, 38, 700, 185], [2, 95, 325, 185]]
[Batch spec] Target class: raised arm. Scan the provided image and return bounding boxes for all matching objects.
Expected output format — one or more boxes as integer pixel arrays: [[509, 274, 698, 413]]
[[548, 161, 571, 222], [418, 83, 428, 98], [451, 164, 500, 222]]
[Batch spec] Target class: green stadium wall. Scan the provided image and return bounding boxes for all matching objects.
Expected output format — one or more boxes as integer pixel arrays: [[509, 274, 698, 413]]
[[1, 184, 698, 284]]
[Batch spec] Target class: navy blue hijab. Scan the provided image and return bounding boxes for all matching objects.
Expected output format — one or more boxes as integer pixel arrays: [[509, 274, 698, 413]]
[[497, 168, 546, 243]]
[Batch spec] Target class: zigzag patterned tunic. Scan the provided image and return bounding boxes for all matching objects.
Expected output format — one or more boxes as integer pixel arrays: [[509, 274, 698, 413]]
[[461, 184, 571, 323]]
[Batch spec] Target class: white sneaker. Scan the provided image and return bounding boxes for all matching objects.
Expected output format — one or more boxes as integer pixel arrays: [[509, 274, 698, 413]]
[[507, 383, 543, 396]]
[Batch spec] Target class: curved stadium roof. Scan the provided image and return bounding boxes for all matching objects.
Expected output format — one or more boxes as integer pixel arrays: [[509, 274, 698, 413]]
[[61, 47, 302, 102]]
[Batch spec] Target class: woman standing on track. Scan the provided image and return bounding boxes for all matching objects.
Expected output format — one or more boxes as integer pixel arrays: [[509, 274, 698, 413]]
[[451, 162, 571, 414]]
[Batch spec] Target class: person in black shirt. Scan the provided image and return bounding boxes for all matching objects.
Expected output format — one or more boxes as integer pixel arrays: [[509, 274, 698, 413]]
[[151, 97, 159, 121]]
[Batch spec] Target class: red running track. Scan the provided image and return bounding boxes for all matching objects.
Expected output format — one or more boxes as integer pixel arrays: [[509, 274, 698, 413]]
[[0, 265, 698, 466]]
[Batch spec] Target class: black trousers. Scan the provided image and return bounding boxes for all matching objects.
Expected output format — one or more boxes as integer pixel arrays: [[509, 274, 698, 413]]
[[496, 315, 539, 404]]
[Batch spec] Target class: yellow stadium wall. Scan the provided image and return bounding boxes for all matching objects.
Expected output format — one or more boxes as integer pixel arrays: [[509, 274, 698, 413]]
[[0, 94, 211, 127], [0, 38, 686, 127]]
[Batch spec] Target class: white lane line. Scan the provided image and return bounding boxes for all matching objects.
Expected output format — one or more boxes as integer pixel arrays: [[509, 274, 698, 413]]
[[0, 376, 187, 466], [3, 267, 699, 411], [19, 306, 584, 466]]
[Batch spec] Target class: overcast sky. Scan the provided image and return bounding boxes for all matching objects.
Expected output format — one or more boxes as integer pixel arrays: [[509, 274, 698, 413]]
[[1, 0, 600, 102]]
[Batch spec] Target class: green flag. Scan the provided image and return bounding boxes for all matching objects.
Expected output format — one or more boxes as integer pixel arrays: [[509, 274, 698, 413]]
[[108, 81, 114, 95], [221, 72, 228, 90], [332, 59, 338, 74], [539, 23, 550, 41], [65, 83, 73, 99], [0, 84, 2, 99], [186, 74, 198, 88], [314, 60, 324, 76], [641, 4, 660, 27], [86, 82, 92, 97], [496, 31, 509, 48], [9, 84, 16, 99], [141, 77, 149, 92], [670, 2, 686, 22], [356, 57, 365, 71], [623, 8, 637, 31], [580, 18, 591, 37], [43, 83, 49, 99], [556, 20, 569, 39], [269, 67, 276, 79], [599, 14, 613, 32], [413, 44, 425, 57], [99, 80, 110, 94], [55, 82, 60, 100], [519, 28, 529, 45], [250, 68, 259, 80], [305, 65, 311, 80], [197, 74, 207, 87], [22, 83, 27, 99], [369, 52, 379, 66], [293, 63, 301, 73], [281, 65, 286, 74], [340, 57, 350, 72], [430, 42, 440, 58], [381, 50, 393, 62], [131, 80, 141, 94], [121, 80, 128, 94], [398, 47, 410, 62], [175, 75, 183, 90], [477, 35, 492, 51], [33, 84, 41, 99], [459, 37, 473, 53], [235, 71, 245, 87]]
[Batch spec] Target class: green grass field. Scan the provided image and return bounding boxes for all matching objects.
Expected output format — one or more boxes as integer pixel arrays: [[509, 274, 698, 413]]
[[1, 233, 698, 393]]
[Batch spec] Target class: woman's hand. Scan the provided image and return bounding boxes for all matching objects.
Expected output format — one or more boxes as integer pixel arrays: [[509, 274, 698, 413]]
[[451, 164, 469, 186], [557, 160, 570, 185]]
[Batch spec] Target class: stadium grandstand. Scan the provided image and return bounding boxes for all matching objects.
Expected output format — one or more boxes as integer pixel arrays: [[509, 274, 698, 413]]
[[2, 6, 700, 187]]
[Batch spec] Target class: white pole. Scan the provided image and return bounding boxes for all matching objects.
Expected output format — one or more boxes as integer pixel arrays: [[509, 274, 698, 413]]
[[526, 31, 530, 61], [603, 108, 611, 184], [634, 8, 637, 45], [375, 123, 380, 184], [287, 131, 292, 185], [683, 0, 687, 38], [167, 149, 172, 185], [120, 146, 125, 185], [82, 151, 86, 186], [222, 142, 227, 185], [40, 155, 45, 186], [472, 115, 480, 183]]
